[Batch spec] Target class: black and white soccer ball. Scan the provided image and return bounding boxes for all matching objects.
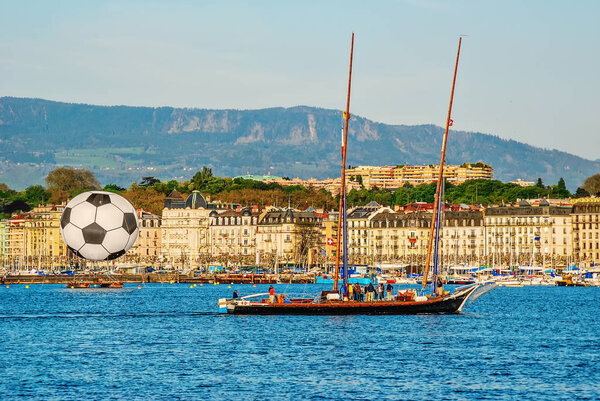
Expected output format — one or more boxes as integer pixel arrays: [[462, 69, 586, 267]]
[[60, 191, 140, 261]]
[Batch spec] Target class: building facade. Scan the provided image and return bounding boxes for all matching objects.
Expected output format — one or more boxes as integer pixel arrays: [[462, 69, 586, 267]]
[[160, 190, 216, 268], [484, 201, 572, 268], [571, 198, 600, 268], [256, 208, 323, 267], [127, 210, 162, 265], [345, 163, 494, 189], [368, 210, 432, 266], [209, 208, 260, 262], [439, 211, 485, 266]]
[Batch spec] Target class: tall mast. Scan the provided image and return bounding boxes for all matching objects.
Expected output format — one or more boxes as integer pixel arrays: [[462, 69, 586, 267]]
[[422, 36, 462, 292], [334, 32, 354, 293]]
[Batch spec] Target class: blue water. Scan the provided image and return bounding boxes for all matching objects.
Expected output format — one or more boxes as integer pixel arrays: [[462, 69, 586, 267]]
[[0, 283, 598, 400]]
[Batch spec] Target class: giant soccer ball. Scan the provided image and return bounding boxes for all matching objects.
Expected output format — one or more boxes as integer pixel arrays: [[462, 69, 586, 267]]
[[60, 191, 140, 261]]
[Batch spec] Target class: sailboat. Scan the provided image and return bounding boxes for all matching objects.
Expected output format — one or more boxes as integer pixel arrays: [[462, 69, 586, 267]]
[[218, 36, 495, 315]]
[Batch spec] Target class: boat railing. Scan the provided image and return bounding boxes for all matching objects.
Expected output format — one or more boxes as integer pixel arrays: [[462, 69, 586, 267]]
[[238, 292, 319, 302]]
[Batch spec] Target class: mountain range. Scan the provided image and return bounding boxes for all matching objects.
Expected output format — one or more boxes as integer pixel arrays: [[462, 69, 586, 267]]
[[0, 97, 597, 191]]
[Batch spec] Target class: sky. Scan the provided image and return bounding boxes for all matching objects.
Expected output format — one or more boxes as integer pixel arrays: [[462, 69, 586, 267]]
[[1, 0, 599, 160]]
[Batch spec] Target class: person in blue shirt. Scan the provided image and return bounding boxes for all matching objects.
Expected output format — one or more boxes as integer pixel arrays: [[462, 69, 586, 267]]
[[232, 290, 239, 300]]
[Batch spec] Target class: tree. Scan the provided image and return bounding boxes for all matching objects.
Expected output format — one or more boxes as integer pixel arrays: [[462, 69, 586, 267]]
[[45, 167, 101, 203], [192, 167, 214, 188], [121, 187, 166, 215], [536, 178, 544, 188], [140, 176, 160, 187], [575, 187, 590, 198], [582, 174, 600, 196], [24, 185, 50, 206], [550, 177, 570, 198], [356, 175, 364, 187], [103, 184, 125, 193]]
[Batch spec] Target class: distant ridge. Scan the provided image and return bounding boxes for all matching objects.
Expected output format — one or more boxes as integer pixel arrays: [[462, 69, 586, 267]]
[[0, 97, 597, 190]]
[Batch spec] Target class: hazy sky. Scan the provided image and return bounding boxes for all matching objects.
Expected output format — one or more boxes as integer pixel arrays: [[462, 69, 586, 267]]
[[1, 0, 598, 160]]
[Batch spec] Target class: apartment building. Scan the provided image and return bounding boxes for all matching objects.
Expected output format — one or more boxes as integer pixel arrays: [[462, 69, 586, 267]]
[[439, 210, 485, 266], [209, 208, 260, 260], [484, 200, 572, 267], [160, 190, 217, 268], [345, 163, 494, 189], [571, 197, 600, 268], [256, 208, 323, 266], [126, 210, 161, 264]]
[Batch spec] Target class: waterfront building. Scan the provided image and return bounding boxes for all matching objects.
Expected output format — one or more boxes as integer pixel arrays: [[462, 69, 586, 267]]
[[126, 210, 162, 265], [439, 211, 485, 267], [2, 205, 71, 270], [484, 201, 572, 268], [7, 213, 29, 270], [256, 208, 323, 267], [23, 205, 69, 269], [0, 220, 9, 267], [322, 212, 339, 263], [347, 202, 394, 264], [571, 197, 600, 268], [368, 209, 432, 266], [209, 208, 260, 262], [160, 190, 217, 269]]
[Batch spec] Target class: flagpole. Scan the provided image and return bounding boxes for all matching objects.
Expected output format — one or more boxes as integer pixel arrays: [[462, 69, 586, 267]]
[[334, 33, 354, 294]]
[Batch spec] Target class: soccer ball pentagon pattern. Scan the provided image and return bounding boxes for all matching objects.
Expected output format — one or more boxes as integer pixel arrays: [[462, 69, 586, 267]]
[[60, 191, 140, 261]]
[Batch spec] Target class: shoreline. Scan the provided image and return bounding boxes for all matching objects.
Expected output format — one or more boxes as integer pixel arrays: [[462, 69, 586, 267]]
[[0, 273, 316, 285]]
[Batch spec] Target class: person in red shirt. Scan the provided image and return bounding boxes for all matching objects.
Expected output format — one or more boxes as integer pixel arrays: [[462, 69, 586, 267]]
[[269, 285, 275, 303]]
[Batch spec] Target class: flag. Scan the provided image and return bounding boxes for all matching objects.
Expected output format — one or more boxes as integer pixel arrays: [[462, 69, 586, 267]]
[[343, 111, 350, 119], [449, 119, 454, 126], [327, 238, 334, 246]]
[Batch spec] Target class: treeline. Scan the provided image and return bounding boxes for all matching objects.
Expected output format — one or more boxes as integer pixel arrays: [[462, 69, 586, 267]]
[[347, 177, 573, 207], [2, 166, 600, 219]]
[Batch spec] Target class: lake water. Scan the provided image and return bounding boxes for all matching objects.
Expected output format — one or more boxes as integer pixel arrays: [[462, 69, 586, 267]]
[[0, 283, 598, 400]]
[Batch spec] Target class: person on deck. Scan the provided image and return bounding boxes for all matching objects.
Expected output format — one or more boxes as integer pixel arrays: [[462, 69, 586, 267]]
[[348, 283, 354, 301], [233, 290, 239, 300], [435, 277, 444, 297], [378, 283, 385, 300], [366, 283, 374, 302], [353, 283, 361, 301], [269, 285, 275, 303], [386, 283, 393, 301]]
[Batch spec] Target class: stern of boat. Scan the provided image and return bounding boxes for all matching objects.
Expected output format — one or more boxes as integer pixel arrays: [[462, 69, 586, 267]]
[[218, 298, 229, 314]]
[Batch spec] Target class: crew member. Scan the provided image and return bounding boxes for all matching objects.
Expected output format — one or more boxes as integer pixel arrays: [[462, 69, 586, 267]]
[[436, 276, 444, 297], [269, 285, 275, 303]]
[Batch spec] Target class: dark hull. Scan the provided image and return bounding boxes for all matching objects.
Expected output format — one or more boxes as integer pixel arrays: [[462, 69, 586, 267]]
[[228, 288, 475, 315]]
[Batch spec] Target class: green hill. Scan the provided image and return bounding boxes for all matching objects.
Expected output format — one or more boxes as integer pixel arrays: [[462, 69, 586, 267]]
[[0, 97, 597, 190]]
